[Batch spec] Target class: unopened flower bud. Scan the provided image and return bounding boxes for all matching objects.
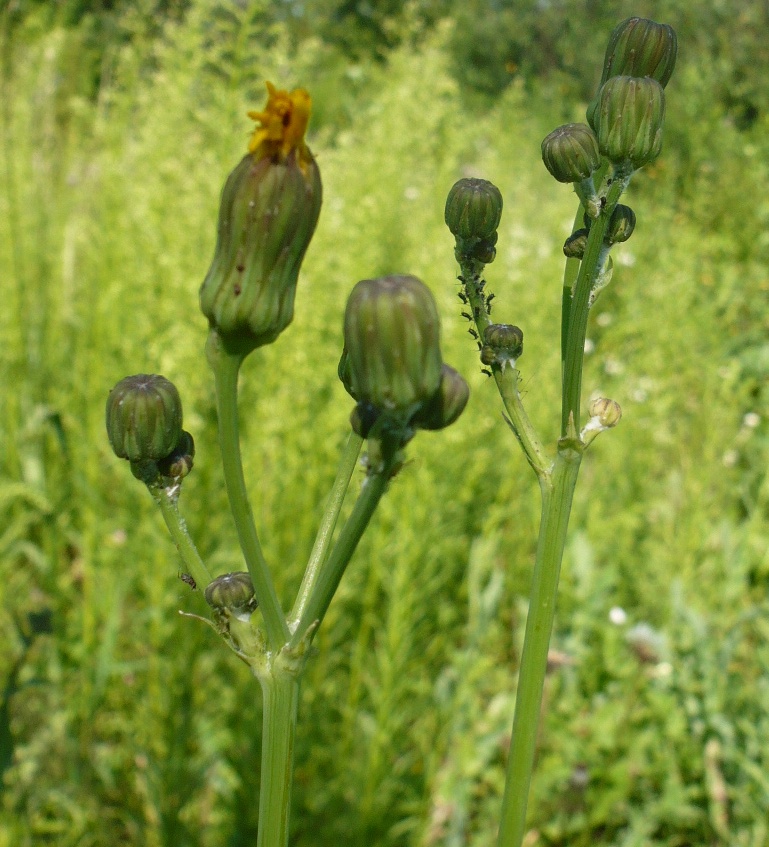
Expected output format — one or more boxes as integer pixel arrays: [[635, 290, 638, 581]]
[[106, 374, 183, 464], [600, 17, 677, 89], [541, 124, 601, 184], [157, 430, 195, 480], [594, 76, 665, 169], [445, 178, 503, 242], [200, 82, 322, 356], [349, 402, 381, 438], [343, 275, 443, 422], [589, 397, 622, 427], [204, 572, 258, 621], [605, 204, 636, 245], [482, 324, 524, 369], [563, 228, 590, 259], [411, 364, 469, 431]]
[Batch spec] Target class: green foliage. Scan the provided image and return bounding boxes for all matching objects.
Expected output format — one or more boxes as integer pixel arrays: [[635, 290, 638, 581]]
[[2, 2, 769, 845]]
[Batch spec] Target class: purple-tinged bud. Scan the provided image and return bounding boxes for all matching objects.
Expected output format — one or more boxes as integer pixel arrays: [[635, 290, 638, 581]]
[[204, 572, 257, 621], [343, 275, 443, 422], [482, 324, 524, 370], [106, 374, 183, 464], [563, 228, 590, 259], [411, 364, 469, 431], [157, 430, 195, 481], [594, 76, 665, 169]]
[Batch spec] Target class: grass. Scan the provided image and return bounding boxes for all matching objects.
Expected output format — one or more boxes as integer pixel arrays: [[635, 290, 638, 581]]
[[2, 2, 769, 845]]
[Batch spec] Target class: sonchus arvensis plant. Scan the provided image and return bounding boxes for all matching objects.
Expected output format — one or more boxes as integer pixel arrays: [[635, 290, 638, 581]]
[[105, 81, 467, 847], [445, 16, 677, 847]]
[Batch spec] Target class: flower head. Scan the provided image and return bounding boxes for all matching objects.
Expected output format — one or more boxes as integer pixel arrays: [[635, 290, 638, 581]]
[[247, 82, 313, 171]]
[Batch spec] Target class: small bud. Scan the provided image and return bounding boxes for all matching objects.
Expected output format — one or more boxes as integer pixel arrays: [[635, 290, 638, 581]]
[[600, 17, 678, 89], [605, 204, 636, 245], [411, 364, 470, 431], [157, 430, 195, 480], [343, 275, 443, 423], [204, 572, 258, 621], [106, 374, 183, 464], [445, 178, 503, 242], [199, 83, 322, 356], [589, 396, 622, 428], [482, 324, 524, 370], [563, 228, 589, 259], [349, 402, 381, 438], [541, 124, 601, 184], [594, 76, 665, 169]]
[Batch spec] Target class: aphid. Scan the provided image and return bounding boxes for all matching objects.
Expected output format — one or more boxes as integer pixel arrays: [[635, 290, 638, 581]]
[[461, 311, 472, 321], [468, 328, 479, 339], [179, 572, 197, 591], [481, 368, 492, 377], [473, 307, 481, 319], [457, 291, 468, 304], [486, 292, 495, 305]]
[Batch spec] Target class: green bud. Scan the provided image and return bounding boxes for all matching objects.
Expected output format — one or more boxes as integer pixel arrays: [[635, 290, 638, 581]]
[[589, 396, 623, 428], [445, 178, 503, 242], [606, 204, 636, 245], [600, 17, 677, 89], [594, 75, 665, 169], [411, 364, 469, 431], [106, 374, 183, 463], [343, 275, 443, 422], [483, 324, 524, 369], [541, 124, 601, 184], [200, 151, 322, 355], [157, 430, 195, 481], [563, 228, 590, 259], [204, 572, 258, 621]]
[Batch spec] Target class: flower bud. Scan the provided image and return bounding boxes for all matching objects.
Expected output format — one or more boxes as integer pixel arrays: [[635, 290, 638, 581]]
[[157, 430, 195, 481], [200, 82, 322, 356], [343, 275, 443, 422], [541, 124, 601, 184], [605, 204, 636, 245], [589, 396, 622, 428], [204, 572, 258, 621], [445, 178, 503, 242], [411, 364, 469, 431], [600, 17, 677, 89], [594, 76, 665, 169], [349, 402, 381, 439], [482, 324, 524, 370], [106, 374, 183, 463], [563, 228, 589, 259]]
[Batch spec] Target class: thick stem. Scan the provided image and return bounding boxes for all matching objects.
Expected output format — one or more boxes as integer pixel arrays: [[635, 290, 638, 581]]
[[256, 671, 300, 847], [497, 447, 582, 847], [154, 487, 213, 591], [290, 431, 363, 626], [206, 331, 289, 650]]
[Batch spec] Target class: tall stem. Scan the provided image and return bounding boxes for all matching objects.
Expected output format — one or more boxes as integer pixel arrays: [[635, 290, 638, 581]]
[[497, 447, 582, 847], [206, 331, 289, 650], [256, 671, 300, 847]]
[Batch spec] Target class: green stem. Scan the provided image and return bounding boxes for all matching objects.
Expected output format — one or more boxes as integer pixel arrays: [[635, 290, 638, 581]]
[[460, 260, 549, 477], [290, 431, 363, 625], [497, 445, 582, 847], [561, 169, 630, 435], [256, 671, 300, 847], [153, 487, 214, 591], [206, 331, 289, 650], [290, 460, 393, 649]]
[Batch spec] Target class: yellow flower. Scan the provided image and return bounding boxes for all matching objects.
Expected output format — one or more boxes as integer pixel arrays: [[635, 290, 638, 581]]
[[247, 81, 312, 170]]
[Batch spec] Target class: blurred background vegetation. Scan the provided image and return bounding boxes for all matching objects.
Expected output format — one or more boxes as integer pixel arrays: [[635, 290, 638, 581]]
[[1, 0, 769, 844]]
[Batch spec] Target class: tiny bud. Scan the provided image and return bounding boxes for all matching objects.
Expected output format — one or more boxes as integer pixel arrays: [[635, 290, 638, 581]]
[[349, 402, 381, 438], [594, 75, 665, 169], [343, 275, 443, 423], [483, 324, 524, 369], [200, 83, 322, 356], [589, 396, 622, 427], [204, 572, 258, 621], [563, 228, 589, 259], [445, 178, 503, 242], [541, 124, 601, 184], [605, 204, 636, 245], [411, 364, 469, 431], [106, 374, 183, 464], [157, 430, 195, 480]]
